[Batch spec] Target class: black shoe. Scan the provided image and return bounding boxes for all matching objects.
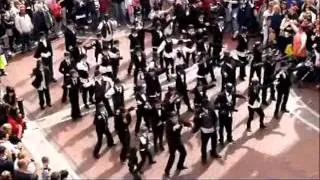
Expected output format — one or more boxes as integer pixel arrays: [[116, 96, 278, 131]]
[[260, 125, 266, 129], [164, 172, 170, 177], [273, 114, 279, 119], [227, 139, 234, 143], [108, 143, 115, 148], [281, 109, 289, 113], [212, 78, 217, 82], [150, 161, 156, 165], [187, 107, 194, 112], [61, 99, 67, 103], [159, 146, 165, 151], [262, 101, 269, 106], [271, 97, 276, 101], [51, 78, 57, 83], [239, 77, 245, 81], [210, 151, 222, 159], [219, 141, 224, 146], [84, 104, 90, 109], [93, 153, 100, 159], [246, 128, 252, 132], [177, 166, 188, 171], [40, 106, 45, 110], [47, 104, 52, 107], [201, 158, 207, 165]]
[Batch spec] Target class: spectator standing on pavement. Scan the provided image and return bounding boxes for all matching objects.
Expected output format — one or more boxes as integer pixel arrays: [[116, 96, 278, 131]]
[[31, 61, 52, 110], [14, 4, 33, 52], [111, 0, 126, 25], [0, 146, 14, 175], [14, 159, 38, 180], [34, 32, 56, 82]]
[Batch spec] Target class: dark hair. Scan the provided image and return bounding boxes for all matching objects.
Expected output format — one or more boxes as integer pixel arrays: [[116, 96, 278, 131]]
[[60, 170, 69, 179]]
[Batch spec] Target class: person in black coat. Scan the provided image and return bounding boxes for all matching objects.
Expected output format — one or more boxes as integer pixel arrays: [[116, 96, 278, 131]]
[[235, 27, 249, 81], [220, 52, 237, 92], [273, 63, 291, 119], [64, 24, 77, 52], [31, 61, 51, 110], [66, 69, 82, 120], [133, 49, 147, 85], [114, 107, 134, 163], [247, 78, 266, 132], [214, 83, 245, 145], [108, 40, 122, 79], [0, 145, 14, 175], [150, 101, 165, 153], [112, 79, 124, 112], [34, 32, 56, 82], [164, 111, 188, 177], [93, 102, 115, 159], [145, 68, 161, 105], [137, 126, 156, 173], [261, 51, 276, 105], [134, 86, 151, 134], [128, 147, 141, 180], [128, 29, 142, 75], [175, 68, 192, 112], [249, 41, 263, 83], [193, 100, 221, 164], [94, 71, 114, 116], [59, 52, 74, 103], [197, 53, 210, 86]]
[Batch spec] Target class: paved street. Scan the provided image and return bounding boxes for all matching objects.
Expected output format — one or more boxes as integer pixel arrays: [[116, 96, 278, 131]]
[[1, 30, 319, 179]]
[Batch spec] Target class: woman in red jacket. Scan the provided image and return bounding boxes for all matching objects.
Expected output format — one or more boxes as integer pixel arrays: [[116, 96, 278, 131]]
[[7, 108, 25, 139]]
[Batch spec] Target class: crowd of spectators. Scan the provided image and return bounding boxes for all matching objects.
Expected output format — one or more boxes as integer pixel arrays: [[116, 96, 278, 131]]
[[0, 79, 69, 179]]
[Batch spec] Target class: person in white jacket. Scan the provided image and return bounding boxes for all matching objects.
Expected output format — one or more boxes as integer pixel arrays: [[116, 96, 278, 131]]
[[14, 5, 33, 52]]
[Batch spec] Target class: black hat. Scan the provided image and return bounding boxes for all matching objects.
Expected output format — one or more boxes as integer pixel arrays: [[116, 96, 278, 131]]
[[114, 78, 121, 84], [240, 26, 248, 33], [39, 31, 46, 38]]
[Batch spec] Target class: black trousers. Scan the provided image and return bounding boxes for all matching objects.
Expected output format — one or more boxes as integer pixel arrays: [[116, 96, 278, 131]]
[[262, 80, 275, 103], [165, 142, 186, 174], [128, 51, 134, 74], [82, 86, 94, 105], [62, 86, 69, 102], [247, 107, 265, 129], [249, 67, 261, 83], [38, 88, 51, 107], [274, 89, 289, 116], [238, 56, 247, 79], [219, 114, 233, 143], [201, 131, 217, 161], [118, 130, 130, 162], [164, 58, 174, 81], [96, 98, 114, 116], [153, 125, 164, 151], [70, 94, 81, 119], [94, 126, 114, 156], [186, 52, 196, 66], [208, 62, 216, 81], [135, 107, 149, 134], [137, 149, 153, 171]]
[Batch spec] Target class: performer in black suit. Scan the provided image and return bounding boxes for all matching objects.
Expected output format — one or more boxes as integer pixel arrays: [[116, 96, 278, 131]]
[[64, 24, 77, 52], [134, 86, 151, 134], [235, 27, 249, 81], [93, 102, 115, 159], [133, 49, 147, 85], [59, 52, 74, 103], [76, 55, 95, 109], [220, 52, 237, 91], [94, 71, 114, 116], [261, 51, 276, 105], [66, 70, 82, 120], [247, 79, 266, 132], [273, 63, 291, 119], [145, 68, 161, 105], [34, 32, 56, 82], [150, 101, 165, 153], [31, 61, 51, 110], [164, 111, 188, 177], [197, 53, 210, 85], [114, 107, 134, 163], [193, 100, 221, 164], [127, 28, 141, 75], [214, 83, 245, 145], [108, 40, 122, 79], [112, 79, 124, 112], [175, 68, 193, 112], [137, 126, 156, 173], [249, 41, 263, 83]]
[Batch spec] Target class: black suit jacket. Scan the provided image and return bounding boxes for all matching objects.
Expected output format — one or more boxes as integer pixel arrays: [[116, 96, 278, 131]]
[[176, 73, 187, 93], [31, 68, 51, 89], [34, 39, 53, 64], [133, 54, 146, 71], [112, 85, 124, 110], [59, 60, 74, 84], [145, 73, 161, 96]]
